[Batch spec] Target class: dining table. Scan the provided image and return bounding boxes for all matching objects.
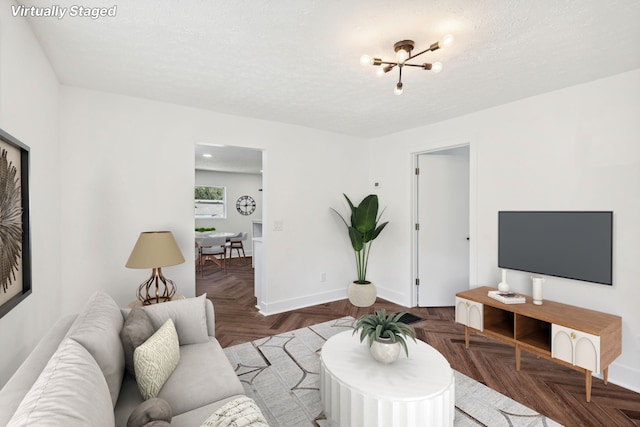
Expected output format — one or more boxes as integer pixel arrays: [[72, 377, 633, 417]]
[[195, 232, 238, 245]]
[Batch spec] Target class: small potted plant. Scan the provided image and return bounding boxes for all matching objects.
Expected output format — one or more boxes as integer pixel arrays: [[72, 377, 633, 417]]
[[332, 194, 388, 307], [353, 309, 416, 363]]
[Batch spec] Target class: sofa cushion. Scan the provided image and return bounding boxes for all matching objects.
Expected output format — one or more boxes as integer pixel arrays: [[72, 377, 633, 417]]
[[7, 338, 114, 427], [134, 319, 180, 400], [121, 307, 156, 375], [158, 340, 245, 416], [65, 290, 125, 406], [143, 293, 209, 345], [127, 397, 172, 427]]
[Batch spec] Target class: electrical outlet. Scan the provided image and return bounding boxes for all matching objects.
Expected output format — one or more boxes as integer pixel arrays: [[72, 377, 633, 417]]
[[273, 220, 283, 231], [320, 272, 326, 282]]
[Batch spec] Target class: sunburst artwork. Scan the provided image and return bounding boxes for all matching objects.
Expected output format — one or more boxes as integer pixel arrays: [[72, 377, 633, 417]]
[[0, 129, 31, 318]]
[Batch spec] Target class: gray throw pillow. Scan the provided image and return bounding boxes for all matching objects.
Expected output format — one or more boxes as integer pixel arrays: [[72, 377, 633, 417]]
[[127, 397, 172, 427], [121, 307, 156, 375]]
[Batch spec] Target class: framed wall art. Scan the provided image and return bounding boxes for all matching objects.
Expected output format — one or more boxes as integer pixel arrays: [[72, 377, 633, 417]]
[[0, 128, 31, 319]]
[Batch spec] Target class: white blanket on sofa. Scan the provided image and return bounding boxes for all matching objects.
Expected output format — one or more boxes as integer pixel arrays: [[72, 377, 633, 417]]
[[201, 396, 269, 427]]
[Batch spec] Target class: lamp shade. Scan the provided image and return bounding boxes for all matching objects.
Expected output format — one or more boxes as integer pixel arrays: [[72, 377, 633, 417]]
[[125, 231, 185, 269]]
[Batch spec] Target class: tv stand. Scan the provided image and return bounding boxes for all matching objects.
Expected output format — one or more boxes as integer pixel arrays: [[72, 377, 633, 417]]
[[455, 286, 622, 402]]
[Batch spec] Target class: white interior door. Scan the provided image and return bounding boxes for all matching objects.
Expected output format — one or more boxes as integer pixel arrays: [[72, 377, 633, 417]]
[[417, 146, 470, 306]]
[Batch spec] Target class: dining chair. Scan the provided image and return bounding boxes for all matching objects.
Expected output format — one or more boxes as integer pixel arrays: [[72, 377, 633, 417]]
[[199, 236, 227, 276], [226, 231, 248, 264]]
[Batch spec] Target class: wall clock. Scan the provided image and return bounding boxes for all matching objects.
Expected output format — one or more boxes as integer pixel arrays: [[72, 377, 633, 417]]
[[236, 195, 256, 216]]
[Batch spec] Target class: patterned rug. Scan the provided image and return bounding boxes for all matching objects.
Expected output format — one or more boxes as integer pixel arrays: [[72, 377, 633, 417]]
[[223, 317, 563, 427]]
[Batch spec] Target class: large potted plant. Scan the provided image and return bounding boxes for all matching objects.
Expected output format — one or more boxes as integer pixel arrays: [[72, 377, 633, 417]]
[[353, 309, 416, 363], [332, 194, 388, 307]]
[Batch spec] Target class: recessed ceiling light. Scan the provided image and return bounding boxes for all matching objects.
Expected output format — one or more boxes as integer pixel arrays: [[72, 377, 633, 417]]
[[202, 154, 212, 158]]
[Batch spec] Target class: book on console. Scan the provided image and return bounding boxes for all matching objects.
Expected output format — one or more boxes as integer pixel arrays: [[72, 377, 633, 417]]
[[487, 290, 526, 304]]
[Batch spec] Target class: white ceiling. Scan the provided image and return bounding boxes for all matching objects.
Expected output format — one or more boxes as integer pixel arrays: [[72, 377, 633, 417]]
[[20, 0, 640, 142]]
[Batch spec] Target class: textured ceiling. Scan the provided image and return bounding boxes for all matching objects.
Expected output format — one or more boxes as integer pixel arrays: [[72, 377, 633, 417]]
[[19, 0, 640, 139]]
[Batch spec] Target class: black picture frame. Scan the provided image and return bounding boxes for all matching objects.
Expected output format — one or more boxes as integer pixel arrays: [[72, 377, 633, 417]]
[[0, 128, 31, 319]]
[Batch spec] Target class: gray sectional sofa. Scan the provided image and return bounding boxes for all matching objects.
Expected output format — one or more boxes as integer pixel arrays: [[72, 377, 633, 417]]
[[0, 291, 247, 426]]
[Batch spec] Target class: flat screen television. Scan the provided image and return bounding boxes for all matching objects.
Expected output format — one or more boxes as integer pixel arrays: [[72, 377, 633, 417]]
[[498, 211, 613, 285]]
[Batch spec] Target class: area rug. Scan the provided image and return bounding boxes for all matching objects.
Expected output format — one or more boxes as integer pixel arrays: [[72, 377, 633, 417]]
[[223, 317, 563, 427]]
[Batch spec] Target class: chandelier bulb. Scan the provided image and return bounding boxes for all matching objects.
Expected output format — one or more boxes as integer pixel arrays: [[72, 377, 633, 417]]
[[360, 54, 373, 66], [396, 48, 409, 63], [394, 82, 403, 96], [376, 68, 385, 77], [439, 34, 454, 49], [431, 62, 443, 73]]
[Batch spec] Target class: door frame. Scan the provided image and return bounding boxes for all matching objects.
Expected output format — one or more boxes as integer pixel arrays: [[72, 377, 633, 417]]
[[411, 141, 477, 307]]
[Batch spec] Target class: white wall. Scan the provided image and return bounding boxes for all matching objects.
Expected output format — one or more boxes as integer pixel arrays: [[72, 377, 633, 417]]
[[368, 69, 640, 392], [0, 5, 61, 385], [195, 169, 262, 255], [58, 86, 368, 316]]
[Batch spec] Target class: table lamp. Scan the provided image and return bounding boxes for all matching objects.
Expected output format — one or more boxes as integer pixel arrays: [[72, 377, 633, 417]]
[[126, 231, 185, 305]]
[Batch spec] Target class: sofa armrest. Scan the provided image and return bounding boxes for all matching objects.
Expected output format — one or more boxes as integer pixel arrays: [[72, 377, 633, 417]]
[[204, 298, 215, 337]]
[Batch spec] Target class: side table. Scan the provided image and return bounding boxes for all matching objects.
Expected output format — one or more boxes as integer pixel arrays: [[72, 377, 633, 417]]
[[126, 294, 185, 309], [320, 330, 454, 427]]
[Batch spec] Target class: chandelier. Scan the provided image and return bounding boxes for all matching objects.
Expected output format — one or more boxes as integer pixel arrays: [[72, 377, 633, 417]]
[[360, 34, 454, 95]]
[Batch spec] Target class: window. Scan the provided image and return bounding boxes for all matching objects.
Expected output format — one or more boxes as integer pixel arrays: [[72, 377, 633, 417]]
[[195, 186, 226, 219]]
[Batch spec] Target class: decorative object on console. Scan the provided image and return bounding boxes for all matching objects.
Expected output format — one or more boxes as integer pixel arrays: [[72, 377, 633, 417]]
[[360, 34, 454, 95], [487, 290, 525, 304], [532, 276, 544, 305], [331, 194, 389, 307], [126, 231, 185, 305], [353, 309, 416, 363], [497, 268, 510, 292]]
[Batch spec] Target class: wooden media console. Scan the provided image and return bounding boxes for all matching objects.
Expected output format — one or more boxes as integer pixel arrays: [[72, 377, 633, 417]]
[[455, 286, 622, 402]]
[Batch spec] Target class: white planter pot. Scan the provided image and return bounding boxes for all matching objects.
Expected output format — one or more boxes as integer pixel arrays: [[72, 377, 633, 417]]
[[348, 282, 377, 307], [370, 338, 401, 364]]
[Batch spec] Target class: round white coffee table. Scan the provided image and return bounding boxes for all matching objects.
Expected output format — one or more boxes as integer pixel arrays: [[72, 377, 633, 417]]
[[320, 330, 454, 427]]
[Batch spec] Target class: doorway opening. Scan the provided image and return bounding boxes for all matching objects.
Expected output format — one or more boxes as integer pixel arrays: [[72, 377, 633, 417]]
[[194, 144, 264, 301]]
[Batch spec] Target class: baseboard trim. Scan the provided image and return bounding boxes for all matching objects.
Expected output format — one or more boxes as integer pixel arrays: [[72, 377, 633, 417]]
[[256, 285, 412, 316], [606, 362, 640, 394], [257, 289, 347, 316]]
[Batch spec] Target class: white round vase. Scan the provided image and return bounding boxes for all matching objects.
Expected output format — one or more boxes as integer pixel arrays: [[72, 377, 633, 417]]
[[370, 339, 401, 364], [348, 282, 377, 307]]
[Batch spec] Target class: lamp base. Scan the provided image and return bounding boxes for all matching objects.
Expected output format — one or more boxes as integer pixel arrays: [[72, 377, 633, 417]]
[[136, 267, 177, 305]]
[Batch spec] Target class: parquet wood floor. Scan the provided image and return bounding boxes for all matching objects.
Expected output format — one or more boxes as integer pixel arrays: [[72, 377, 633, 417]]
[[196, 259, 640, 427]]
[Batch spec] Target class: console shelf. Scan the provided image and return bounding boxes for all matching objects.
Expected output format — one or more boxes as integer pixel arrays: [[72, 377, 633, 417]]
[[455, 286, 621, 402]]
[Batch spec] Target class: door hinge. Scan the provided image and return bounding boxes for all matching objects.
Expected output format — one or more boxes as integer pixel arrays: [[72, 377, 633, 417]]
[[415, 167, 420, 175], [415, 278, 420, 286], [415, 223, 420, 231]]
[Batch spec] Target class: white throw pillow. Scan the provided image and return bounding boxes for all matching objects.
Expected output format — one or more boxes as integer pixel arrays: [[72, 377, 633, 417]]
[[134, 318, 180, 400], [7, 338, 114, 427]]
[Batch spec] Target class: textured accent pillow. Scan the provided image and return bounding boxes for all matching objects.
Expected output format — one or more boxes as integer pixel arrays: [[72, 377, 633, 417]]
[[7, 338, 114, 427], [143, 294, 209, 345], [200, 396, 269, 427], [134, 319, 180, 400], [127, 397, 172, 427], [121, 307, 156, 375]]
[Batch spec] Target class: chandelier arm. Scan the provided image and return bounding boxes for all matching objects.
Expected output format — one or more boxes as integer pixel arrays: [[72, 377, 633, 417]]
[[408, 46, 436, 61], [398, 66, 403, 84], [403, 63, 429, 68], [378, 61, 398, 66]]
